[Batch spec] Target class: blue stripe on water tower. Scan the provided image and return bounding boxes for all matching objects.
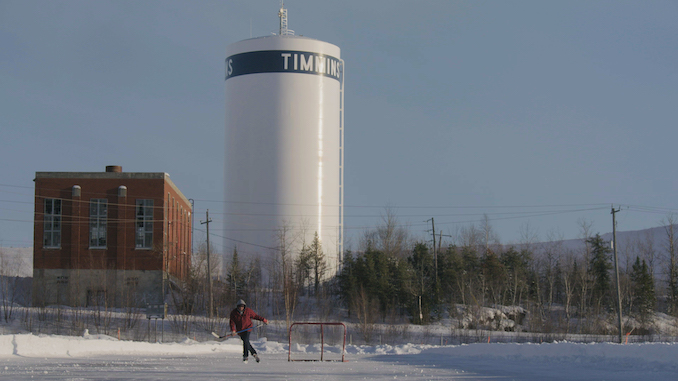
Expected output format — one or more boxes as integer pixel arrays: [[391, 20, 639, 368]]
[[226, 50, 342, 82]]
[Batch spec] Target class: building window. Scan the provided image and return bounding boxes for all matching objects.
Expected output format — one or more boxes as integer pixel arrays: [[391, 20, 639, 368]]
[[136, 199, 153, 249], [43, 198, 62, 248], [89, 199, 107, 248]]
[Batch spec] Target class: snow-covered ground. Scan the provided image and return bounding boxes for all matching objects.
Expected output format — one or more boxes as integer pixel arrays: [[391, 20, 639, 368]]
[[1, 332, 677, 380]]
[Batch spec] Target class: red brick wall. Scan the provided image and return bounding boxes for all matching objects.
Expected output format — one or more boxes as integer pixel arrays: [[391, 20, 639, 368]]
[[33, 175, 191, 281]]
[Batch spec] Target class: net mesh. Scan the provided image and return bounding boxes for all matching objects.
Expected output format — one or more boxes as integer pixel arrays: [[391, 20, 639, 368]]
[[288, 323, 346, 361]]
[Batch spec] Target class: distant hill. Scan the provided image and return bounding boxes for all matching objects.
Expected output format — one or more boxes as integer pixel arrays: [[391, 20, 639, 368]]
[[2, 226, 674, 279], [549, 225, 670, 253]]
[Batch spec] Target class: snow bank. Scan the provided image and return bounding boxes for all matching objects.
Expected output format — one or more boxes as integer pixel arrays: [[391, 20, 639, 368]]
[[346, 343, 432, 355], [0, 335, 15, 356], [0, 333, 242, 358]]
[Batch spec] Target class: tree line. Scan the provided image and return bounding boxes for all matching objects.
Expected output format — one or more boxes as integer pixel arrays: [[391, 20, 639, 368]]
[[176, 213, 678, 336], [336, 215, 678, 335]]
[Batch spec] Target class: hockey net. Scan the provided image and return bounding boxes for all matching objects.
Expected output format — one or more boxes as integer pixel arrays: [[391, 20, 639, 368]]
[[288, 322, 347, 362]]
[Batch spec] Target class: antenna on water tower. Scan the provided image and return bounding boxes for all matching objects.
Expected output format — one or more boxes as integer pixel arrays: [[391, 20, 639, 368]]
[[278, 1, 294, 36]]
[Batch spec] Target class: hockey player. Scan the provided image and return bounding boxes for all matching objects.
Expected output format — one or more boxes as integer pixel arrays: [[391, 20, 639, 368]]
[[229, 299, 268, 362]]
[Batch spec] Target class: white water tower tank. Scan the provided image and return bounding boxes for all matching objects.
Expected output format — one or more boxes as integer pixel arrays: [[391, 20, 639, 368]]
[[224, 33, 344, 272]]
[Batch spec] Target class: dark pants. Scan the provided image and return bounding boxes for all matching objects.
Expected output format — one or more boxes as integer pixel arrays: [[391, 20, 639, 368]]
[[238, 330, 256, 358]]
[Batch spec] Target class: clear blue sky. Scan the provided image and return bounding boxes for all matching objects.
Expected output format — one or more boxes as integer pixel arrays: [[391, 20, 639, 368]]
[[2, 0, 677, 252]]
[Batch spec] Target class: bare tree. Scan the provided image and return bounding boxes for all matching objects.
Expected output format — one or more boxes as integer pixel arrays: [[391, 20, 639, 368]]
[[184, 241, 222, 315], [560, 249, 577, 332], [620, 236, 638, 314], [480, 214, 501, 255], [359, 206, 410, 258], [274, 223, 301, 328], [542, 229, 564, 309], [351, 286, 378, 344], [240, 255, 262, 311], [456, 224, 484, 307], [0, 248, 27, 322], [376, 206, 409, 258], [636, 230, 657, 278], [576, 218, 595, 322], [519, 222, 541, 254], [85, 251, 113, 334], [188, 241, 209, 314], [458, 223, 483, 251]]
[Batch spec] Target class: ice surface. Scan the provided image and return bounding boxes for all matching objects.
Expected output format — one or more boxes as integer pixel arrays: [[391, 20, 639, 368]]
[[1, 333, 677, 380]]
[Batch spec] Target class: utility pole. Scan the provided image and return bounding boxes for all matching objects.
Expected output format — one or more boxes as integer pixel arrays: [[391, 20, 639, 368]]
[[431, 218, 436, 284], [201, 210, 214, 319], [426, 218, 437, 286], [611, 205, 623, 344]]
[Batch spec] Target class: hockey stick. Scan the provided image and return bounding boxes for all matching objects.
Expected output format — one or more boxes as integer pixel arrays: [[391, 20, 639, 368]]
[[211, 324, 265, 340]]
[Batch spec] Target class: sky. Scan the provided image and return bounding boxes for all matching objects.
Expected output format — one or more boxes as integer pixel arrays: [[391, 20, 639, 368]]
[[2, 332, 678, 380], [2, 0, 678, 254]]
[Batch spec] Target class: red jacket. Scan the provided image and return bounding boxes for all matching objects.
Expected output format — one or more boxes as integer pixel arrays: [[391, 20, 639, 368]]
[[229, 307, 265, 333]]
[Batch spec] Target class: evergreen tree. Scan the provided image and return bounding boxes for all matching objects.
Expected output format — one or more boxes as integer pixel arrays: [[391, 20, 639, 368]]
[[408, 243, 435, 323], [587, 234, 613, 310], [338, 251, 357, 317], [438, 245, 463, 305], [341, 247, 406, 320], [373, 249, 392, 319], [309, 232, 327, 295], [295, 244, 313, 295], [390, 255, 413, 319], [631, 256, 656, 324], [226, 248, 245, 299]]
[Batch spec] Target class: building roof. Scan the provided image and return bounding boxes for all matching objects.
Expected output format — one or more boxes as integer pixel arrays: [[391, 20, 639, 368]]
[[34, 170, 191, 206]]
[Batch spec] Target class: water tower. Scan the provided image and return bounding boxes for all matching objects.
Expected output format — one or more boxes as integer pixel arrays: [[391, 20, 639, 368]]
[[224, 5, 344, 272]]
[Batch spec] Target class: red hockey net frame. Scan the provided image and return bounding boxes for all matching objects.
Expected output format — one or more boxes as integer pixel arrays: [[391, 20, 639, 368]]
[[288, 322, 348, 362]]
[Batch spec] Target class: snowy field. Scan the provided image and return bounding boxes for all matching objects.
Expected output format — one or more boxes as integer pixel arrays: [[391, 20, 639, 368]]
[[1, 332, 677, 380]]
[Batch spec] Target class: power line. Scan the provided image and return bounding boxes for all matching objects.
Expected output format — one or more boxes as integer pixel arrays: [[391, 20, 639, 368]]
[[0, 183, 617, 209], [0, 194, 617, 220]]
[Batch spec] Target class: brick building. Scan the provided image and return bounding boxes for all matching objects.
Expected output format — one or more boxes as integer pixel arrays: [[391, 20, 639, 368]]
[[33, 166, 192, 308]]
